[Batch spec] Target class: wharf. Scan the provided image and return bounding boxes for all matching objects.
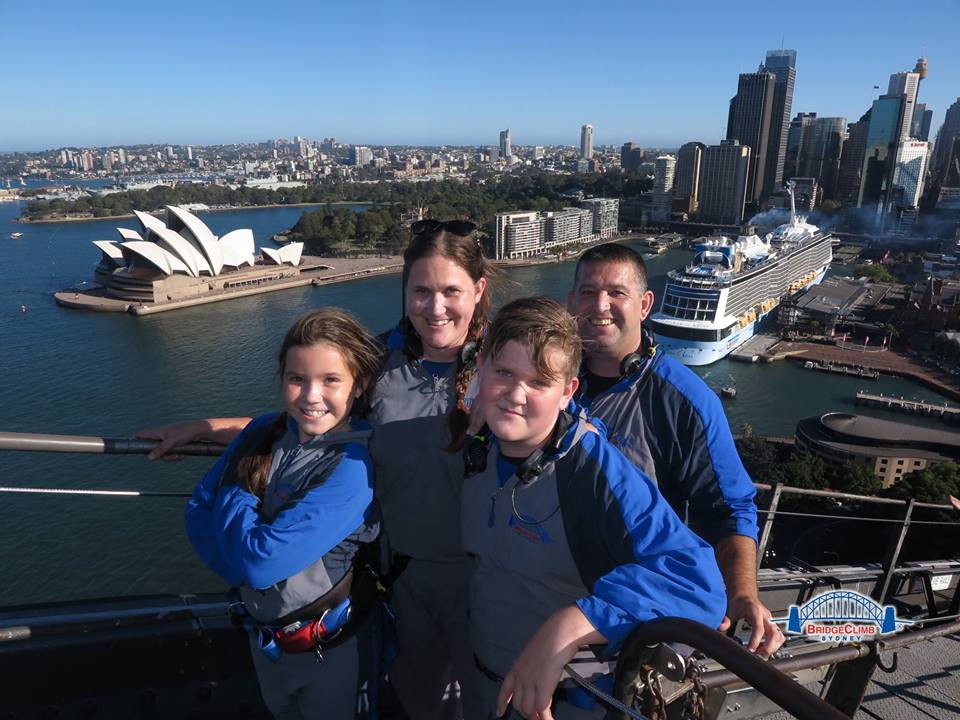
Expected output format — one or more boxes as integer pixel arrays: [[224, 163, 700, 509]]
[[768, 339, 960, 402], [803, 360, 880, 379], [856, 390, 960, 422], [730, 334, 780, 362], [54, 255, 403, 315]]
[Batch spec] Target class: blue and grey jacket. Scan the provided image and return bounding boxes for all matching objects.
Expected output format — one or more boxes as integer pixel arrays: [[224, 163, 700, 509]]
[[366, 325, 468, 561], [461, 413, 726, 679], [576, 338, 758, 546], [185, 412, 379, 624]]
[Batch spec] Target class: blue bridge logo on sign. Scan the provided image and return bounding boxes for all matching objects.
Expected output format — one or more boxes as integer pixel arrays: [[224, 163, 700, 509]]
[[778, 590, 911, 642]]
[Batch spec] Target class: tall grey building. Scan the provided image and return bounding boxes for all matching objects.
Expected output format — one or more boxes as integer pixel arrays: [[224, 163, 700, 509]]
[[760, 49, 797, 201], [674, 141, 705, 211], [698, 140, 751, 225], [932, 98, 960, 182], [784, 112, 817, 181], [499, 129, 512, 160], [858, 94, 905, 213], [911, 103, 933, 141], [580, 124, 594, 160], [888, 72, 921, 143], [787, 116, 846, 200], [654, 155, 676, 192], [837, 110, 871, 203], [726, 70, 775, 208]]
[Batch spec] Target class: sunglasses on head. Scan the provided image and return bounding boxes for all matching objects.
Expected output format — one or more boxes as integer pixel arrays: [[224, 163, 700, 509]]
[[411, 219, 477, 237]]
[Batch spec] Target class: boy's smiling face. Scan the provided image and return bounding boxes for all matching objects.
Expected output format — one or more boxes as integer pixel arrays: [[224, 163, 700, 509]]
[[477, 339, 578, 458]]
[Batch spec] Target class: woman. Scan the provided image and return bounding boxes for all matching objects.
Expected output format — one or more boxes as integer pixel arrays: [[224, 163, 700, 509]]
[[141, 219, 494, 720]]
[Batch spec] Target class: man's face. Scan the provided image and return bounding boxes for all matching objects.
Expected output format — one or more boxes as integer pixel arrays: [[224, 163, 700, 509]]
[[568, 260, 655, 362]]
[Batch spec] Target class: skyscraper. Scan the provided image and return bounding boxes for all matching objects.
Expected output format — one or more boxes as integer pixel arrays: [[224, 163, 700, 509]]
[[932, 98, 960, 182], [726, 70, 775, 208], [580, 124, 594, 160], [911, 104, 933, 141], [892, 141, 929, 208], [858, 94, 905, 214], [654, 155, 676, 192], [499, 129, 512, 160], [698, 140, 751, 225], [837, 110, 871, 204], [802, 117, 847, 200], [621, 142, 636, 168], [760, 49, 797, 201], [784, 112, 817, 181], [888, 72, 921, 143], [674, 141, 705, 212]]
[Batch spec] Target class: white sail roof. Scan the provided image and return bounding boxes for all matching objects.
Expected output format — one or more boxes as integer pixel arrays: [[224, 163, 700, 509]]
[[219, 229, 256, 269], [166, 205, 224, 275]]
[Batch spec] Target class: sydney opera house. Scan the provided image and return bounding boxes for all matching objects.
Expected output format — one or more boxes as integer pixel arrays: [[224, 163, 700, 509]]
[[90, 206, 305, 303]]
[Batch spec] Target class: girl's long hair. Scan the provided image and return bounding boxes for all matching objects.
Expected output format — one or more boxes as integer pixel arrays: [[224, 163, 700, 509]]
[[232, 308, 383, 498], [400, 226, 495, 450]]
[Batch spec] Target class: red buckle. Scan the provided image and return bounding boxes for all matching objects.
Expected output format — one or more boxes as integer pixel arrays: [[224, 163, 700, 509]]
[[274, 619, 327, 653]]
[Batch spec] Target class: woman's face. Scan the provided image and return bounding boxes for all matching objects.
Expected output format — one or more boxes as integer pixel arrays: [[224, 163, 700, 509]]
[[405, 256, 487, 362]]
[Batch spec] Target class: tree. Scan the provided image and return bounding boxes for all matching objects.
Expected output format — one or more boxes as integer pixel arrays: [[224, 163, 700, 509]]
[[883, 462, 960, 504], [828, 461, 883, 496]]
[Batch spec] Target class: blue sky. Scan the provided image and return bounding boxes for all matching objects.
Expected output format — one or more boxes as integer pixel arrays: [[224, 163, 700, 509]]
[[1, 0, 958, 152]]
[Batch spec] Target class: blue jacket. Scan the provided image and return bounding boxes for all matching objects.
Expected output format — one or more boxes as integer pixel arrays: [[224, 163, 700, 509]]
[[462, 413, 726, 677], [185, 413, 379, 622], [576, 341, 758, 546]]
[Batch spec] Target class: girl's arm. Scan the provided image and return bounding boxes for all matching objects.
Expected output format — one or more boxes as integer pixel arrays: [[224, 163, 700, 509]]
[[137, 417, 254, 460], [213, 447, 374, 589]]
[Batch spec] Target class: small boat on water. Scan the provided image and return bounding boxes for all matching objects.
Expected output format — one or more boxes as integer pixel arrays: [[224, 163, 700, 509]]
[[720, 385, 737, 399], [10, 232, 23, 239]]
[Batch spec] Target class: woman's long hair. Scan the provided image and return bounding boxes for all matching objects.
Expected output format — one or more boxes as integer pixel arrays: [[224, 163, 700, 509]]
[[400, 226, 495, 450], [232, 308, 383, 499]]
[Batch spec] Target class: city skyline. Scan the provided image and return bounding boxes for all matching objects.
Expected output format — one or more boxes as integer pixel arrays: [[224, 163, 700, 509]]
[[1, 0, 958, 152]]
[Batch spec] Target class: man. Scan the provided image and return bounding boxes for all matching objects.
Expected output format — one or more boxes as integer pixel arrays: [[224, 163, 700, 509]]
[[567, 242, 783, 656]]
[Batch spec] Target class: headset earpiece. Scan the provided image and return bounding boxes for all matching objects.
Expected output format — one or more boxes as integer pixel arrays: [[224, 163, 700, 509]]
[[620, 353, 644, 378]]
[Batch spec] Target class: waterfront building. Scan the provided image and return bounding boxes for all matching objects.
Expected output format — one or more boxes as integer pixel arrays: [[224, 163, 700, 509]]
[[795, 412, 960, 488], [697, 140, 751, 225], [499, 129, 512, 160], [580, 124, 594, 160], [726, 69, 776, 208], [892, 140, 929, 208], [493, 199, 618, 259], [674, 141, 704, 213], [837, 111, 871, 204], [761, 49, 798, 201], [654, 155, 675, 192], [88, 206, 304, 304]]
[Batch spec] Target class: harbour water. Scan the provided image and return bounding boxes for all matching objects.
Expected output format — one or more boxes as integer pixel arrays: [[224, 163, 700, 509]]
[[1, 200, 955, 606]]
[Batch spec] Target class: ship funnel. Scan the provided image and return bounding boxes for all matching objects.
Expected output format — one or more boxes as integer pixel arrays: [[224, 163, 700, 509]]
[[786, 180, 798, 227]]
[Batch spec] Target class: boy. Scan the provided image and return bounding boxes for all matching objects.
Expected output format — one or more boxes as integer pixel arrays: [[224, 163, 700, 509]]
[[462, 296, 726, 720]]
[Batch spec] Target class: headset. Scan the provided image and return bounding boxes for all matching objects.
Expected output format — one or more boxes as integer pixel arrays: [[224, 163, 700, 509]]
[[618, 337, 662, 382], [463, 411, 574, 484]]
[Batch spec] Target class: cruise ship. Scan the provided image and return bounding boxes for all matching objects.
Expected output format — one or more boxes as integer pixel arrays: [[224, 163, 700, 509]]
[[650, 184, 833, 366]]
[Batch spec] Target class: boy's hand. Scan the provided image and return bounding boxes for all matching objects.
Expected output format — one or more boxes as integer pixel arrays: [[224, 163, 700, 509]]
[[496, 606, 604, 720]]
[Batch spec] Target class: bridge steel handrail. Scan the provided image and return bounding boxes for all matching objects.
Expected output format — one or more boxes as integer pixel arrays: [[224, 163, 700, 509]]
[[611, 618, 850, 720]]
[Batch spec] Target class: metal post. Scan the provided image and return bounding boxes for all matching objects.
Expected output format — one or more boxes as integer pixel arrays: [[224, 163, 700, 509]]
[[756, 482, 782, 571], [872, 499, 914, 604]]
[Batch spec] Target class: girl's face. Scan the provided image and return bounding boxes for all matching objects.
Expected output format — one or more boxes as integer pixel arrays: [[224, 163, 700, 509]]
[[282, 341, 363, 442], [404, 256, 487, 362]]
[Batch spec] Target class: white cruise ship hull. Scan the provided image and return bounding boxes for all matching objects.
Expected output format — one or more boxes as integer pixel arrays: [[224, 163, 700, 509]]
[[653, 267, 828, 366]]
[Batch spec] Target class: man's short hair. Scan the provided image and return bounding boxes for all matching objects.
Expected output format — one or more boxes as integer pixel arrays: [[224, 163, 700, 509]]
[[574, 243, 648, 293]]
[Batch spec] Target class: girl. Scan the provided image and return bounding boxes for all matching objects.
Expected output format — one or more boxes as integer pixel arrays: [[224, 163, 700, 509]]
[[184, 308, 383, 719], [142, 219, 496, 720]]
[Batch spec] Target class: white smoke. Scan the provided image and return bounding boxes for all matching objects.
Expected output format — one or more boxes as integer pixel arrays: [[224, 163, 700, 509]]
[[748, 209, 791, 228]]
